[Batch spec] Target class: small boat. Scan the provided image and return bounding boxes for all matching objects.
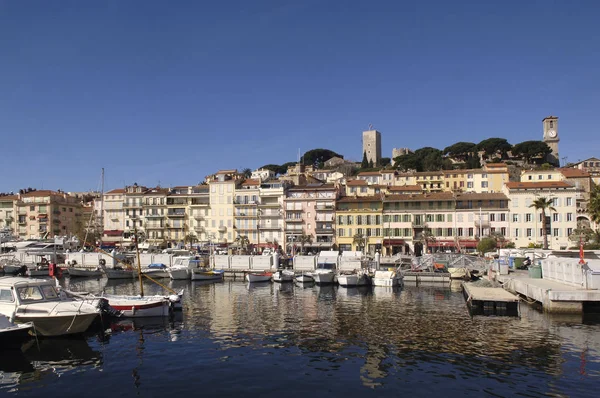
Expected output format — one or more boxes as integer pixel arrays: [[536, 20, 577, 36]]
[[295, 273, 314, 283], [338, 270, 371, 287], [309, 262, 336, 284], [169, 256, 206, 280], [67, 267, 104, 278], [245, 272, 272, 283], [0, 276, 100, 336], [372, 269, 404, 287], [191, 268, 224, 281], [0, 314, 33, 349], [0, 255, 27, 276], [273, 269, 294, 283], [141, 263, 170, 279], [98, 262, 136, 279], [101, 294, 171, 317]]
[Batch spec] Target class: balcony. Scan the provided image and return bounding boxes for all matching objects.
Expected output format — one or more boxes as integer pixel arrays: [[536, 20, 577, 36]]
[[315, 205, 334, 211], [193, 214, 205, 220], [235, 212, 256, 218], [18, 219, 27, 225], [194, 226, 204, 233], [39, 218, 48, 223], [258, 202, 279, 208], [123, 203, 141, 209], [258, 223, 282, 230], [234, 200, 258, 206], [258, 210, 281, 218], [285, 218, 303, 223], [166, 224, 186, 229], [284, 226, 304, 232], [37, 213, 48, 218], [315, 228, 334, 234], [474, 219, 490, 228], [145, 213, 164, 219], [167, 212, 186, 218]]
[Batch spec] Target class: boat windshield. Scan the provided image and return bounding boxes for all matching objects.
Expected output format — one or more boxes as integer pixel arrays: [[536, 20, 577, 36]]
[[17, 284, 59, 302]]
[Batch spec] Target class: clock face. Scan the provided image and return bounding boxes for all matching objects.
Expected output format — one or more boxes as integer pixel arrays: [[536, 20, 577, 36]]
[[548, 130, 557, 138]]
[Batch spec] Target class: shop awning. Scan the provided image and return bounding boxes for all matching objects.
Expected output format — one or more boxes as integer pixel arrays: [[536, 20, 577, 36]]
[[383, 239, 405, 245]]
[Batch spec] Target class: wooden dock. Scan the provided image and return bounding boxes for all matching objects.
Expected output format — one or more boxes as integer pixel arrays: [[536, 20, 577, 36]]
[[403, 271, 451, 285], [462, 282, 520, 316]]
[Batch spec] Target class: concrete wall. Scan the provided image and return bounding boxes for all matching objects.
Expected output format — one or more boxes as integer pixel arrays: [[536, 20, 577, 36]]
[[230, 255, 250, 270], [251, 256, 272, 270], [214, 255, 230, 269], [294, 255, 316, 270]]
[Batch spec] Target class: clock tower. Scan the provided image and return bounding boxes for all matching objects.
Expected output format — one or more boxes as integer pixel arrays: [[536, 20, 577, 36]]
[[542, 115, 559, 166]]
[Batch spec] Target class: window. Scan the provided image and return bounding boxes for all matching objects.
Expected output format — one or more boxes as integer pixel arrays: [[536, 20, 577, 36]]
[[526, 214, 532, 222], [481, 181, 488, 188], [566, 198, 573, 206], [467, 182, 474, 189], [490, 213, 495, 222], [538, 175, 543, 180], [553, 213, 559, 222], [501, 227, 506, 236], [567, 213, 573, 222], [514, 228, 520, 237], [567, 228, 573, 236], [17, 286, 44, 302], [526, 228, 532, 237], [548, 175, 552, 180], [458, 228, 463, 236], [338, 229, 344, 237], [0, 289, 14, 302], [553, 228, 559, 237], [447, 228, 453, 236], [468, 228, 474, 236], [30, 205, 35, 211], [528, 175, 532, 181]]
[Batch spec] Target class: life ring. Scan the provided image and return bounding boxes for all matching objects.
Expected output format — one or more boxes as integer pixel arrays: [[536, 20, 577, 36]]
[[99, 259, 106, 266]]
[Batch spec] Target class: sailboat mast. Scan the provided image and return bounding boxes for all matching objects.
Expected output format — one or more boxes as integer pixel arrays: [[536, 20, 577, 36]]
[[134, 224, 144, 297], [100, 168, 104, 233]]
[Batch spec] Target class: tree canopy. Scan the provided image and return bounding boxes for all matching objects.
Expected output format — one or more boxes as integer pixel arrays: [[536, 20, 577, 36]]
[[512, 141, 552, 164], [302, 148, 343, 169], [393, 147, 444, 172], [477, 138, 512, 159], [443, 142, 477, 161]]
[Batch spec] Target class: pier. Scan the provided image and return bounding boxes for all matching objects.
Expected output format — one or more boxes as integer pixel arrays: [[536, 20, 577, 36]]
[[462, 282, 520, 316]]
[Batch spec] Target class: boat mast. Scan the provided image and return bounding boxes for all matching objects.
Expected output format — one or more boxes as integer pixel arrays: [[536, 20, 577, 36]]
[[134, 224, 144, 297], [100, 168, 104, 236]]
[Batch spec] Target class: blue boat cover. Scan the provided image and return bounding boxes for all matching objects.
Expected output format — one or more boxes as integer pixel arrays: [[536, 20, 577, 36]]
[[147, 263, 167, 269]]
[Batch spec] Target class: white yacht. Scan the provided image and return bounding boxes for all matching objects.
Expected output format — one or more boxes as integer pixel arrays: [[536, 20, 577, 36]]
[[0, 276, 100, 336], [309, 262, 336, 284], [372, 268, 404, 287], [337, 269, 372, 287]]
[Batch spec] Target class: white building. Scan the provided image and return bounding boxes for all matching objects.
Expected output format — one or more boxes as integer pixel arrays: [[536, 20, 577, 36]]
[[503, 181, 578, 250]]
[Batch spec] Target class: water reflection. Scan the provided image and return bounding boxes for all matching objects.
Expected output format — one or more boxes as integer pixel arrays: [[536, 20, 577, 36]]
[[1, 278, 599, 397]]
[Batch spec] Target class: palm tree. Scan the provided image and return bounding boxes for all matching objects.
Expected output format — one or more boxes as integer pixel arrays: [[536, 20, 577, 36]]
[[589, 185, 600, 225], [235, 234, 250, 254], [490, 231, 507, 248], [184, 233, 198, 250], [529, 197, 557, 250], [298, 233, 313, 255], [241, 168, 252, 179], [352, 233, 367, 253]]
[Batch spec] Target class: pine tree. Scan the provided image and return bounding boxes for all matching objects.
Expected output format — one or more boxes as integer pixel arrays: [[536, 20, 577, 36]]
[[368, 160, 374, 168], [361, 151, 369, 168]]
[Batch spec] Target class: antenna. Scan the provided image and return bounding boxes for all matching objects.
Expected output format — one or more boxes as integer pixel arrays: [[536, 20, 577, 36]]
[[561, 156, 567, 167], [368, 123, 373, 130]]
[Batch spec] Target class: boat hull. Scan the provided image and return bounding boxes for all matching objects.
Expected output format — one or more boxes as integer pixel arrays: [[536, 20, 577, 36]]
[[104, 297, 171, 317], [372, 271, 403, 287], [338, 274, 371, 287], [104, 269, 136, 279], [15, 313, 98, 336], [311, 272, 335, 284], [68, 268, 104, 278], [141, 270, 170, 279], [168, 269, 190, 280], [245, 273, 272, 283], [295, 274, 314, 283], [273, 270, 294, 283], [191, 270, 224, 281]]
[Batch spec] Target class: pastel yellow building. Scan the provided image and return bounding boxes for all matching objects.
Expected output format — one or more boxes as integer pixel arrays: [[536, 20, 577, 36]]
[[335, 196, 383, 254]]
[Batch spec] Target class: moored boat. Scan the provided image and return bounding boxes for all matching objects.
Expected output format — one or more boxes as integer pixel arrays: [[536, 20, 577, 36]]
[[372, 269, 403, 287], [68, 267, 104, 278], [0, 276, 100, 336], [338, 270, 371, 287], [309, 263, 336, 284], [191, 268, 224, 281], [272, 269, 294, 283], [141, 263, 170, 279], [245, 272, 272, 283], [100, 294, 171, 317], [295, 273, 314, 283]]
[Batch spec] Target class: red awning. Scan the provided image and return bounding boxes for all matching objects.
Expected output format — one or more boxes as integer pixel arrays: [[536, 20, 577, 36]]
[[383, 239, 405, 245], [103, 230, 124, 237], [428, 240, 478, 248]]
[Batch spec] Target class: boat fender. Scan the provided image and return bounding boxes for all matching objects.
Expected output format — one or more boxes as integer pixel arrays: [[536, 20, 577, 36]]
[[99, 259, 106, 266], [71, 260, 77, 266], [131, 306, 136, 315]]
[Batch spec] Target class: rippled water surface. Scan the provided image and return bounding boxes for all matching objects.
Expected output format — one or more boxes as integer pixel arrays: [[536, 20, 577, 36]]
[[1, 277, 599, 397]]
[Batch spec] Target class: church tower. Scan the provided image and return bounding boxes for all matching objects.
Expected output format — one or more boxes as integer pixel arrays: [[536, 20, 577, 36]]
[[542, 116, 559, 166]]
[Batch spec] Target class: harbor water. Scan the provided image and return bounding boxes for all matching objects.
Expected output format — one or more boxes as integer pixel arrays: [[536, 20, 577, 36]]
[[1, 277, 599, 397]]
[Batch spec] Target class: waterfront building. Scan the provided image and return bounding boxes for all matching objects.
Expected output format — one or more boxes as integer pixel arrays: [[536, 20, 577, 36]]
[[12, 190, 83, 239], [393, 173, 418, 187], [233, 179, 260, 247], [344, 180, 387, 197], [206, 170, 243, 245], [569, 157, 600, 185], [0, 194, 17, 233], [503, 181, 577, 250], [102, 188, 126, 247], [309, 169, 345, 184], [185, 185, 210, 242], [415, 171, 444, 192], [362, 129, 382, 166], [257, 179, 288, 250], [123, 184, 148, 247], [336, 195, 383, 253], [142, 187, 169, 246], [284, 183, 337, 254], [483, 163, 510, 191]]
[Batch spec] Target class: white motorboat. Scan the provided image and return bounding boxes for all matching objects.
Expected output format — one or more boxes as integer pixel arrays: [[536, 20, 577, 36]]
[[169, 256, 205, 280], [245, 272, 272, 283], [0, 255, 27, 275], [309, 263, 336, 284], [372, 269, 404, 287], [141, 263, 170, 279], [67, 267, 104, 278], [338, 270, 372, 287], [0, 276, 100, 336], [0, 314, 33, 349], [272, 270, 294, 283], [295, 273, 314, 283], [98, 262, 136, 279]]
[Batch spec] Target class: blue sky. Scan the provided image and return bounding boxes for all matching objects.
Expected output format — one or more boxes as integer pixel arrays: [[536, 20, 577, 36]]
[[1, 0, 599, 192]]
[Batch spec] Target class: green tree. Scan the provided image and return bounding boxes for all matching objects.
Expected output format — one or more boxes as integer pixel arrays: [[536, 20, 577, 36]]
[[380, 157, 391, 167], [512, 141, 552, 164], [353, 233, 367, 253], [588, 185, 600, 225], [184, 233, 198, 249], [418, 229, 436, 254], [368, 160, 374, 168], [529, 197, 557, 249], [443, 142, 477, 162], [235, 234, 250, 254], [302, 149, 343, 169], [298, 233, 313, 255], [241, 168, 252, 178], [393, 152, 420, 172], [477, 236, 497, 254], [477, 138, 512, 159], [361, 151, 369, 169]]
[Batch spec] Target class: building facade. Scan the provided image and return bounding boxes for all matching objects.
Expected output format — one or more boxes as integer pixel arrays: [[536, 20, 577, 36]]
[[362, 129, 382, 166], [542, 115, 560, 165]]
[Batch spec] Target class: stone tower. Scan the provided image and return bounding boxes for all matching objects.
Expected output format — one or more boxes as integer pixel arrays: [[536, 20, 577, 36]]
[[362, 129, 381, 166], [542, 116, 559, 166]]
